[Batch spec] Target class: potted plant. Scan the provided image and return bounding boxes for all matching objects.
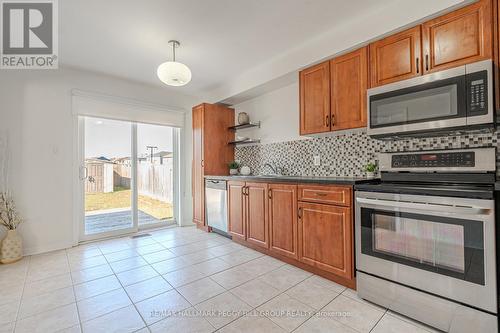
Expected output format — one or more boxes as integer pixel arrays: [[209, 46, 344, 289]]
[[0, 192, 23, 264], [364, 162, 377, 179], [228, 161, 240, 175]]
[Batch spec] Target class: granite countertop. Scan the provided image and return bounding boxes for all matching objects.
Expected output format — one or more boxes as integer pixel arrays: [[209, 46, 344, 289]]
[[204, 174, 378, 185]]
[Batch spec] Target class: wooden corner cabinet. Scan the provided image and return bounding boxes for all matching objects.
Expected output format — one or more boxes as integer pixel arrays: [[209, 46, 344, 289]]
[[228, 180, 355, 289], [192, 103, 234, 229]]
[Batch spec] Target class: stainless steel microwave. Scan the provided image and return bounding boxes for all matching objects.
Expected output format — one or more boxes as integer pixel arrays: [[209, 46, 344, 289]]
[[367, 60, 494, 138]]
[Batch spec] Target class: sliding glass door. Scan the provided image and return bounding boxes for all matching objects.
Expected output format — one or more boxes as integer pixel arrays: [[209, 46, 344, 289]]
[[79, 116, 177, 241]]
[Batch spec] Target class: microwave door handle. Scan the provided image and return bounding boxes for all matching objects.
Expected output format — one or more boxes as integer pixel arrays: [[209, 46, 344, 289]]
[[356, 197, 491, 215]]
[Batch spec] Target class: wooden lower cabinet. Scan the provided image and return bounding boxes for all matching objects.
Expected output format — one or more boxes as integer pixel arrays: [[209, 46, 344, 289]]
[[228, 181, 246, 242], [228, 180, 355, 288], [246, 182, 269, 249], [268, 184, 298, 259], [298, 201, 353, 280]]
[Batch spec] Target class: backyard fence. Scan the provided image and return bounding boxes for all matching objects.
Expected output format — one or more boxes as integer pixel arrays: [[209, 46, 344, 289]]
[[113, 162, 173, 203]]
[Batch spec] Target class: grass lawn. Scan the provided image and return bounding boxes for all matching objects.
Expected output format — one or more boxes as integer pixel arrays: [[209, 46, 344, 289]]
[[85, 187, 173, 219]]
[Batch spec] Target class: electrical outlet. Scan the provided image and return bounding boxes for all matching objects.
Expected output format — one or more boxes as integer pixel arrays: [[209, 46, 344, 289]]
[[313, 155, 321, 166]]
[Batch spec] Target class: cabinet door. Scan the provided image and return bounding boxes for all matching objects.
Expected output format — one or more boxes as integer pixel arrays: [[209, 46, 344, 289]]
[[298, 202, 353, 279], [246, 182, 269, 249], [192, 105, 205, 226], [269, 184, 298, 259], [495, 0, 500, 112], [228, 181, 246, 241], [299, 61, 331, 135], [330, 47, 368, 131], [422, 0, 492, 74], [369, 26, 422, 87]]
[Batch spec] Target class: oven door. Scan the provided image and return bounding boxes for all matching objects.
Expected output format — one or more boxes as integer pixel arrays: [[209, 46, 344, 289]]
[[355, 191, 496, 313], [367, 65, 467, 137]]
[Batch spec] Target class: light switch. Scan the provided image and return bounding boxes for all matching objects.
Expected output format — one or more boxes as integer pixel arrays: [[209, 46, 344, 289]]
[[313, 155, 320, 166]]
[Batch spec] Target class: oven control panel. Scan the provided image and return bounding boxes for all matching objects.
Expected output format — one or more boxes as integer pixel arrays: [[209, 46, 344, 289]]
[[391, 152, 475, 168]]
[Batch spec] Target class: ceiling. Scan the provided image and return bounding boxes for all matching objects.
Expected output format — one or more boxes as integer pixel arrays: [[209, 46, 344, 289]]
[[60, 0, 394, 98]]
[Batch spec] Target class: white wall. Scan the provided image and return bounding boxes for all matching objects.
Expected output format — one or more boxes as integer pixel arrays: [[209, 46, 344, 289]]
[[233, 81, 303, 145], [210, 0, 470, 103], [0, 67, 200, 255]]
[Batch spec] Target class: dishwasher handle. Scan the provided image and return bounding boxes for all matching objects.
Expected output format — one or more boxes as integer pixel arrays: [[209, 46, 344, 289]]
[[205, 179, 227, 190]]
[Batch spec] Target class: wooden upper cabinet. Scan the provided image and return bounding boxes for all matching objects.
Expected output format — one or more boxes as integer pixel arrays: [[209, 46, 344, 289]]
[[192, 105, 205, 226], [228, 181, 246, 242], [298, 202, 353, 279], [268, 184, 298, 259], [422, 0, 492, 74], [330, 47, 368, 130], [246, 182, 269, 249], [299, 61, 331, 135], [369, 26, 422, 87]]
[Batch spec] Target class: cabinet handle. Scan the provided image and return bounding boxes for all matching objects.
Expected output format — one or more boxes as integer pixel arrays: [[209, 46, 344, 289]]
[[325, 115, 330, 127], [315, 192, 327, 197], [425, 55, 429, 71], [245, 186, 249, 196], [416, 57, 419, 74], [331, 114, 334, 126], [298, 207, 302, 219], [241, 186, 245, 196], [268, 189, 272, 199], [201, 160, 205, 167]]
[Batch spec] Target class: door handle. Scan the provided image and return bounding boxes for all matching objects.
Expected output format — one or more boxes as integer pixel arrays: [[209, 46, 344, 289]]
[[80, 166, 88, 180], [425, 54, 429, 71], [356, 197, 491, 215], [416, 57, 419, 74]]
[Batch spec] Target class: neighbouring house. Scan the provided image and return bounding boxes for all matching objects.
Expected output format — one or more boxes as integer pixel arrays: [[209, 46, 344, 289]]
[[85, 158, 115, 193]]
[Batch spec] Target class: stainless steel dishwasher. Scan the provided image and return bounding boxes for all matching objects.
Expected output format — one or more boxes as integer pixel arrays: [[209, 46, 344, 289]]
[[205, 179, 228, 234]]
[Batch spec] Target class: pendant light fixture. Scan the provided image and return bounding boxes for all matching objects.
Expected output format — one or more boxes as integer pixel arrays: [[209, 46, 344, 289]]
[[157, 40, 192, 86]]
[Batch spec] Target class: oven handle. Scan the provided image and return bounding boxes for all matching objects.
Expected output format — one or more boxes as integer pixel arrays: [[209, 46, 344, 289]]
[[356, 197, 491, 215]]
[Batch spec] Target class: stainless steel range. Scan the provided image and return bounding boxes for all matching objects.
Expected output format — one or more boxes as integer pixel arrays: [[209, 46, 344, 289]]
[[355, 147, 497, 333]]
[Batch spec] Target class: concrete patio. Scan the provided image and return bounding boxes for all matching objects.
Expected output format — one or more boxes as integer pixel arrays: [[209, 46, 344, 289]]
[[85, 209, 175, 234]]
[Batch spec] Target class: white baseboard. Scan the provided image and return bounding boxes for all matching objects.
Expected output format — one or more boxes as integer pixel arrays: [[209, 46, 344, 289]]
[[24, 240, 74, 256]]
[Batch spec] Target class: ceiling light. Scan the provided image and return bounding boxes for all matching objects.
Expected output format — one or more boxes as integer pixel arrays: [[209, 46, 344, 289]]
[[157, 40, 192, 87]]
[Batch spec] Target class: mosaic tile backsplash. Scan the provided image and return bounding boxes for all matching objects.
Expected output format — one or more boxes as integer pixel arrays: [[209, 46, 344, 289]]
[[234, 129, 499, 177]]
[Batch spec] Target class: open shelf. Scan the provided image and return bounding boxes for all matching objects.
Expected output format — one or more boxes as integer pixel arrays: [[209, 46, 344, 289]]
[[228, 138, 261, 145], [228, 121, 261, 131]]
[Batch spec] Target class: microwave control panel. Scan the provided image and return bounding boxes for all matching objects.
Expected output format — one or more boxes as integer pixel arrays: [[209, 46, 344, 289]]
[[467, 70, 488, 115], [392, 152, 475, 168]]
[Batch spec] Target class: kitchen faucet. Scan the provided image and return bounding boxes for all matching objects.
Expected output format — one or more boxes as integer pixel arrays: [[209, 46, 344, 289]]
[[263, 162, 282, 175]]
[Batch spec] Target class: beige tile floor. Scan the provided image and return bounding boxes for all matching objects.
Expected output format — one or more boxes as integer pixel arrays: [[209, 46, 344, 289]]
[[0, 226, 441, 333]]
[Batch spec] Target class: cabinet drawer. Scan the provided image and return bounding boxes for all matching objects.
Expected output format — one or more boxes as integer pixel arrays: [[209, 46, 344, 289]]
[[298, 185, 351, 206]]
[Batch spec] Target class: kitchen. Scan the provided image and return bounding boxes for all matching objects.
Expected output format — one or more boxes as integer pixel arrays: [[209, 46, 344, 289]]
[[195, 0, 500, 332], [1, 0, 500, 332]]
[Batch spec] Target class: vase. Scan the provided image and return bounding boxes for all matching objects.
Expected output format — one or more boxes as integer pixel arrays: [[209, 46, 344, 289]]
[[237, 112, 250, 125], [0, 230, 23, 264], [229, 168, 238, 175]]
